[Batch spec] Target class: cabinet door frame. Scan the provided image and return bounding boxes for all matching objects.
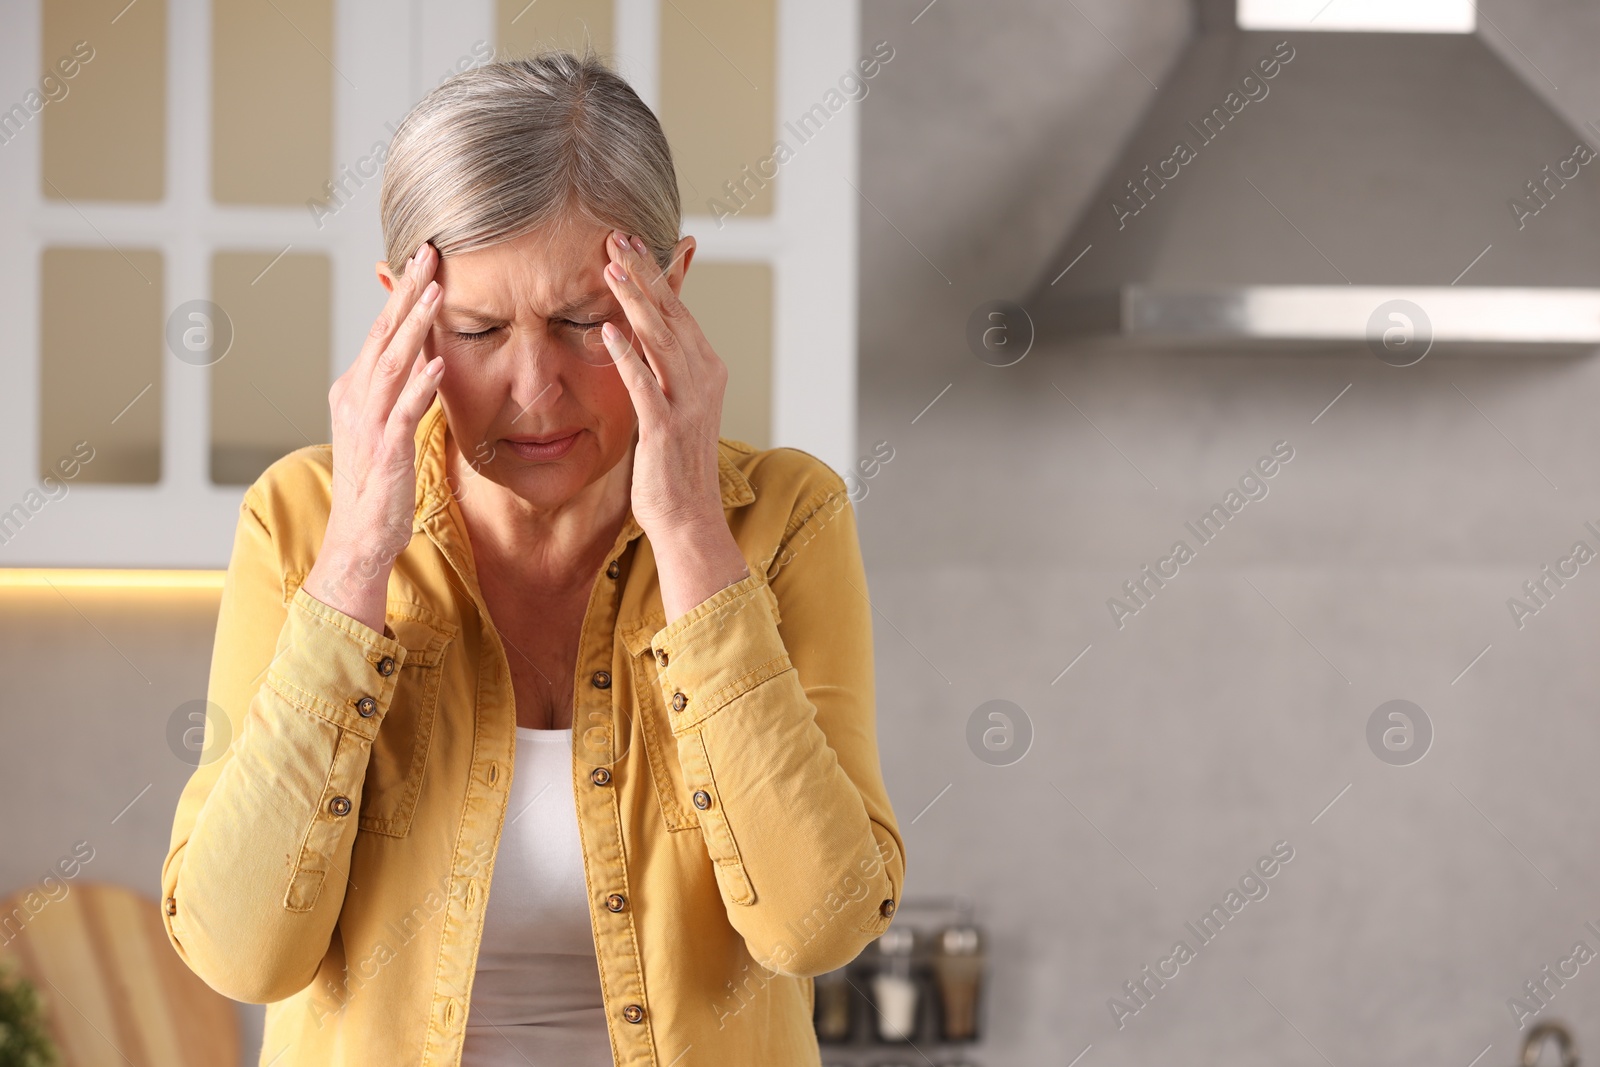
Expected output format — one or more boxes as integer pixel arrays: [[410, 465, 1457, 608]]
[[0, 0, 859, 568]]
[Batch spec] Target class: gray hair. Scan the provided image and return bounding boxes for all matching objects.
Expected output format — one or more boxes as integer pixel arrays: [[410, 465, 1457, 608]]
[[379, 48, 680, 278]]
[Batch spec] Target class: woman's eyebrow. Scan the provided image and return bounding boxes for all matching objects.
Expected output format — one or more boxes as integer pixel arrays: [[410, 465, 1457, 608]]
[[546, 288, 613, 318], [441, 288, 614, 321], [440, 303, 504, 322]]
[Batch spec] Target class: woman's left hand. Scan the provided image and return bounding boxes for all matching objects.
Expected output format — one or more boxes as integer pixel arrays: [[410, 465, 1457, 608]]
[[600, 230, 729, 539]]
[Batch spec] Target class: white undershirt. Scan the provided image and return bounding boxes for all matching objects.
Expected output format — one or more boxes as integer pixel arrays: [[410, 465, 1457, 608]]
[[460, 726, 615, 1066]]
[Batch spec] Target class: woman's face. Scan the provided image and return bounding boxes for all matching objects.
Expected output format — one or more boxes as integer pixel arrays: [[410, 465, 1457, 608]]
[[378, 217, 694, 513]]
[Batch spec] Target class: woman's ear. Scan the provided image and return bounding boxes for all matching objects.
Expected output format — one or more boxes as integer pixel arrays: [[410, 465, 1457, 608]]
[[376, 260, 397, 295], [664, 236, 696, 296]]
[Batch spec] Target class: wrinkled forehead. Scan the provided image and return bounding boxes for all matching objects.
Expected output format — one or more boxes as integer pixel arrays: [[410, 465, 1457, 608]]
[[438, 218, 616, 317]]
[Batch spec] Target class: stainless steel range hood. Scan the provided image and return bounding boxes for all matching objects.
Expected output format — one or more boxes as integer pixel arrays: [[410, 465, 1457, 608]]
[[1024, 0, 1600, 353]]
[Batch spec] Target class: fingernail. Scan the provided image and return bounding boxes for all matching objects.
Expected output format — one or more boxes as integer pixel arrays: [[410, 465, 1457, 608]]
[[615, 233, 631, 252], [421, 280, 440, 303], [631, 236, 647, 256], [426, 356, 444, 376], [608, 261, 627, 282]]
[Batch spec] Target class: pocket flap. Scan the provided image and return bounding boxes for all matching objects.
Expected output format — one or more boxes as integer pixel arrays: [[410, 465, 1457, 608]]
[[359, 603, 457, 838], [621, 610, 666, 658], [387, 603, 457, 667]]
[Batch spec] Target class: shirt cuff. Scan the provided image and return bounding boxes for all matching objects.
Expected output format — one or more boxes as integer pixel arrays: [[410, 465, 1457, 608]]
[[265, 586, 409, 741], [648, 572, 793, 735]]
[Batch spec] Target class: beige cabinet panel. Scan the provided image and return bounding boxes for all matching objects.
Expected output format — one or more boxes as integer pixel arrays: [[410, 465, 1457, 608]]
[[39, 248, 164, 484], [661, 0, 776, 218], [496, 0, 613, 58], [213, 0, 333, 205], [41, 0, 165, 202], [210, 252, 332, 485], [680, 261, 771, 449]]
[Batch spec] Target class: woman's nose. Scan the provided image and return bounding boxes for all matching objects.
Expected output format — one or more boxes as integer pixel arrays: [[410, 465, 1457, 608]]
[[505, 338, 567, 404]]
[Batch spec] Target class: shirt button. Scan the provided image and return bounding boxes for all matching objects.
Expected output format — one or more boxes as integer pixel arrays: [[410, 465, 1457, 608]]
[[670, 691, 688, 712], [880, 898, 896, 918], [606, 559, 621, 579], [592, 670, 611, 689], [376, 656, 396, 677], [606, 893, 627, 913], [356, 696, 378, 718], [692, 790, 712, 810], [655, 649, 669, 668], [622, 1004, 645, 1024], [591, 767, 612, 786], [329, 796, 353, 817], [164, 896, 177, 917]]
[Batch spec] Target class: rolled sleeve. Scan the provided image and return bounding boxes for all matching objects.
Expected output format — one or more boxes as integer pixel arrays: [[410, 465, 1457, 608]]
[[648, 573, 790, 736], [270, 586, 409, 742]]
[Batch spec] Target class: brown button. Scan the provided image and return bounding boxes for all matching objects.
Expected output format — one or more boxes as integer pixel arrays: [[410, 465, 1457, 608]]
[[606, 559, 621, 579], [879, 898, 896, 918], [591, 767, 612, 786], [670, 691, 688, 712], [592, 670, 611, 689], [622, 1004, 645, 1024], [164, 896, 177, 917], [329, 796, 353, 817], [655, 649, 669, 668], [356, 696, 378, 718], [692, 790, 712, 810], [376, 656, 396, 677], [606, 893, 627, 913]]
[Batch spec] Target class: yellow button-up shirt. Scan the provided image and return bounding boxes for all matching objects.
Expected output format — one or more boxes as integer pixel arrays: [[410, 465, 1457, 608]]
[[161, 401, 906, 1065]]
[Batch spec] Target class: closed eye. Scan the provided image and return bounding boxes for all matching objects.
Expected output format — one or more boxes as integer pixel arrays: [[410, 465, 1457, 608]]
[[451, 319, 610, 342]]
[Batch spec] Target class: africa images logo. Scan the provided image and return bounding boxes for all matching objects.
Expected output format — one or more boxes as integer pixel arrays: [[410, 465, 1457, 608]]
[[1107, 840, 1296, 1030], [1109, 41, 1296, 230], [1106, 442, 1295, 630]]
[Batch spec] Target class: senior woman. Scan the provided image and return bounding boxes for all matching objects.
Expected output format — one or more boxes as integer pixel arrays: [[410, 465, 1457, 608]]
[[161, 50, 904, 1066]]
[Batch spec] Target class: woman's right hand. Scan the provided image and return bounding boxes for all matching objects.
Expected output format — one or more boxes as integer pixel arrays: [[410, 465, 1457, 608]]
[[305, 241, 445, 634]]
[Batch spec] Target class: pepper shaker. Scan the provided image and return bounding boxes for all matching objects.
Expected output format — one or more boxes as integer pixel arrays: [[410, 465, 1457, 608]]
[[812, 965, 853, 1043], [931, 924, 984, 1042]]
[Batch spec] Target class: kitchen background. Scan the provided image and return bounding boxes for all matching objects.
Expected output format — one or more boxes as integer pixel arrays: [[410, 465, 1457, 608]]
[[5, 0, 1600, 1064]]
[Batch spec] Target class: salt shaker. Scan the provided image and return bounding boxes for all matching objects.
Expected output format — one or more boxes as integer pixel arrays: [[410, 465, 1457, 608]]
[[870, 925, 919, 1042]]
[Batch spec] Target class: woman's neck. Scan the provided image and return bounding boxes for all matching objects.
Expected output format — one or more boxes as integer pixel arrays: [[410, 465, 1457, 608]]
[[446, 433, 633, 596]]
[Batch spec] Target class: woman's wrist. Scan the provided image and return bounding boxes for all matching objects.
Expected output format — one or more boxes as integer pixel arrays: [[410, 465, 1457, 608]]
[[654, 518, 750, 625], [305, 539, 394, 635]]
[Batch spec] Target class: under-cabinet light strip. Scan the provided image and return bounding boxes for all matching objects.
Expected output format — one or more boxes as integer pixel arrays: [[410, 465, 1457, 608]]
[[0, 569, 226, 590]]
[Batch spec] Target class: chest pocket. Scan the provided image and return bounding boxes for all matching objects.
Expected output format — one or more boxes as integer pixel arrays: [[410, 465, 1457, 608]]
[[623, 612, 700, 832], [358, 603, 458, 838]]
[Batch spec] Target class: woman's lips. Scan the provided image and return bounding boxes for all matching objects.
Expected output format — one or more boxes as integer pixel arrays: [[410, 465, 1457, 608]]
[[503, 431, 581, 461]]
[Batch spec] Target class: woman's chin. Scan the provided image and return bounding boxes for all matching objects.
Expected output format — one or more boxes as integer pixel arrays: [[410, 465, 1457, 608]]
[[497, 459, 612, 512]]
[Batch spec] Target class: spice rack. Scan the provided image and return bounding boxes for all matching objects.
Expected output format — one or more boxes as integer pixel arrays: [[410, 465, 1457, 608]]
[[814, 896, 986, 1067]]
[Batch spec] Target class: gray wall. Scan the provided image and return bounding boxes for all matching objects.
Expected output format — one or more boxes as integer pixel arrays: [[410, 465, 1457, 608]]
[[0, 588, 267, 1058], [857, 1, 1600, 1065]]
